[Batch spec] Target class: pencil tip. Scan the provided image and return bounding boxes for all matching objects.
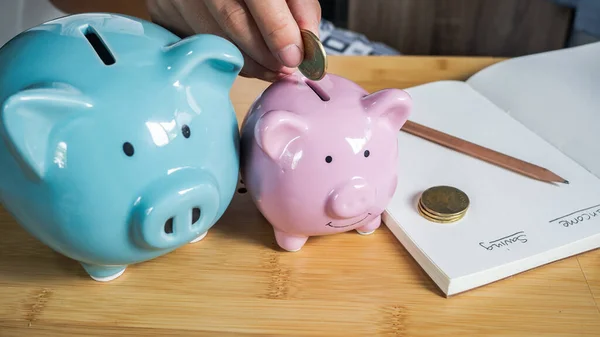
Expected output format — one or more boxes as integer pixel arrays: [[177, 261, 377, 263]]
[[563, 180, 569, 184]]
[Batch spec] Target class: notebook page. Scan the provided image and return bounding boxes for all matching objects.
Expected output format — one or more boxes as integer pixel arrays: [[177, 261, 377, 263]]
[[386, 80, 600, 285], [466, 42, 600, 178]]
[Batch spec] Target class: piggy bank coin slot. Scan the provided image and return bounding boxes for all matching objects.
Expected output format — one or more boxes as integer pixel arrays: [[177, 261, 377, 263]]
[[81, 25, 115, 66], [305, 79, 330, 102]]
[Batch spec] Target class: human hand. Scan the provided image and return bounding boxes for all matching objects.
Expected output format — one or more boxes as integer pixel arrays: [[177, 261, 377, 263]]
[[146, 0, 322, 82]]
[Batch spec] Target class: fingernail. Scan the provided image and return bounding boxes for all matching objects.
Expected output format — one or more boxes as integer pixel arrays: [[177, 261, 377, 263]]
[[278, 44, 302, 68]]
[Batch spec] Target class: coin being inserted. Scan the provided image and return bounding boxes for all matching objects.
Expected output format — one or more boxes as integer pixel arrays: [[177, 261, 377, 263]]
[[298, 29, 327, 81], [417, 185, 469, 224]]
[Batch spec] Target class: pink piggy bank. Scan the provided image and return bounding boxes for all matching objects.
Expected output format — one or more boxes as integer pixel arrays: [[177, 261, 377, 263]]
[[239, 72, 412, 252]]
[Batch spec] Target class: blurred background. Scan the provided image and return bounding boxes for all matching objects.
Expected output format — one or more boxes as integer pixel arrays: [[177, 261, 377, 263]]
[[2, 0, 599, 57], [321, 0, 599, 55]]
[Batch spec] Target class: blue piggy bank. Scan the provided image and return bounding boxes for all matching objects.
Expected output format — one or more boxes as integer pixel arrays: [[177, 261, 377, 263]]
[[0, 13, 243, 281]]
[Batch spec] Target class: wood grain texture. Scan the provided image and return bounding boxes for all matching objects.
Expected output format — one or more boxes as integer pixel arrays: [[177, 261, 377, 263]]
[[1, 55, 600, 335], [347, 0, 574, 57], [578, 249, 600, 313]]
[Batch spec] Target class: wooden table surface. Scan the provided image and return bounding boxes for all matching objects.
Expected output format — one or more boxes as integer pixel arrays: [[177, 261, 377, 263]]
[[1, 53, 599, 336]]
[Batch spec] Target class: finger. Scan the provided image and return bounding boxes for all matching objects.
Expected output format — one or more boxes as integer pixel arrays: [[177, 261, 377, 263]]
[[166, 0, 282, 81], [287, 0, 322, 37], [238, 51, 279, 82], [171, 0, 224, 36], [147, 0, 194, 37], [204, 0, 283, 73], [244, 0, 303, 68]]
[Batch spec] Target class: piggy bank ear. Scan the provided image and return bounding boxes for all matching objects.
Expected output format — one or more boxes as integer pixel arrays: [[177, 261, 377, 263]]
[[361, 88, 412, 130], [255, 110, 309, 162], [163, 34, 244, 89], [0, 84, 92, 181]]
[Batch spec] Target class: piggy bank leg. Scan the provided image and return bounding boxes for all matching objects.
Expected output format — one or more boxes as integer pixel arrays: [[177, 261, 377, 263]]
[[274, 229, 308, 252], [356, 215, 381, 235], [189, 231, 208, 243], [80, 262, 126, 282]]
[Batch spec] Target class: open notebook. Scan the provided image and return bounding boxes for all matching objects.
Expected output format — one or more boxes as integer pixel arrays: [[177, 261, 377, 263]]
[[382, 41, 600, 297]]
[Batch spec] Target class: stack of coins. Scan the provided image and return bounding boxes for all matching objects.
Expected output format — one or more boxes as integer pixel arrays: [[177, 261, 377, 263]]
[[417, 185, 469, 224], [298, 29, 327, 81]]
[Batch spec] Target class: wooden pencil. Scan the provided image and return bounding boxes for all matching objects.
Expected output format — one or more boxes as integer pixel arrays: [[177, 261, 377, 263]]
[[400, 120, 569, 184]]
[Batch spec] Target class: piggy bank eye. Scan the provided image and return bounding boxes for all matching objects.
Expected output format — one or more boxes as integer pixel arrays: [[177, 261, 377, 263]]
[[325, 155, 333, 163], [364, 150, 370, 158], [182, 125, 191, 138], [122, 142, 135, 157]]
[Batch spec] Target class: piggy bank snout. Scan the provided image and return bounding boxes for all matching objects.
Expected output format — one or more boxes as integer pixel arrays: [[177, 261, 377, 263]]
[[328, 178, 375, 219], [132, 169, 220, 250]]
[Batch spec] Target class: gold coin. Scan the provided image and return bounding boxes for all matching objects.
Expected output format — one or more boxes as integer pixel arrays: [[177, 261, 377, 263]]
[[419, 198, 468, 219], [420, 185, 469, 217], [418, 206, 465, 224], [298, 29, 327, 81], [418, 198, 463, 218], [417, 200, 465, 223], [417, 208, 461, 224]]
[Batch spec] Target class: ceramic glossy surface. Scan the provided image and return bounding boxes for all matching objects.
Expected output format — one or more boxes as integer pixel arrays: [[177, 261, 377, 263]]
[[239, 72, 412, 252], [0, 13, 243, 281]]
